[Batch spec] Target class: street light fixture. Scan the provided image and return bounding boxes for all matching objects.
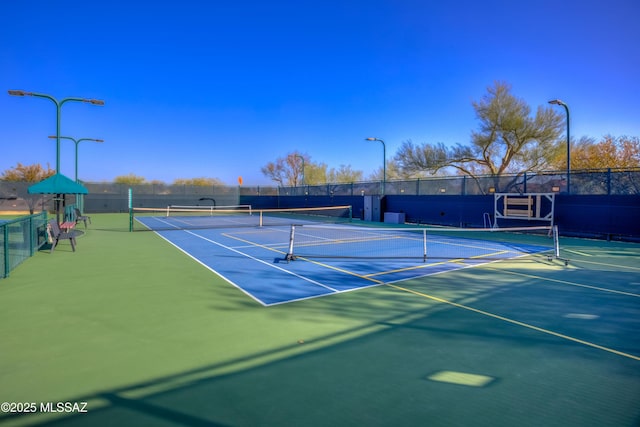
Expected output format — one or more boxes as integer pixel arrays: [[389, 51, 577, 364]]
[[548, 99, 570, 194], [47, 136, 104, 182], [8, 90, 105, 174], [366, 137, 386, 195]]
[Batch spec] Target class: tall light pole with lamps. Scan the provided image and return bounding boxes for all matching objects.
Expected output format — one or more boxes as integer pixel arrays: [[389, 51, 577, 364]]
[[8, 90, 105, 174], [365, 137, 386, 195], [294, 154, 305, 186], [48, 135, 104, 183], [47, 135, 103, 214], [548, 99, 570, 194]]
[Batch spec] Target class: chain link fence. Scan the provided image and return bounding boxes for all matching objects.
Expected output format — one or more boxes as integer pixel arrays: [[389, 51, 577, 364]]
[[1, 211, 48, 278], [273, 168, 640, 197], [1, 168, 638, 214]]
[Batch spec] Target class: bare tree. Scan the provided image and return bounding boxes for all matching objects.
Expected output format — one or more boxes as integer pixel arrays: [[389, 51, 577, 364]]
[[261, 151, 309, 186]]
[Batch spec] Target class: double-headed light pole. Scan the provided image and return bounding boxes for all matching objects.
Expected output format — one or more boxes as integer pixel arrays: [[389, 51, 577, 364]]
[[8, 90, 105, 174], [365, 137, 386, 195], [47, 136, 104, 183], [548, 99, 570, 194]]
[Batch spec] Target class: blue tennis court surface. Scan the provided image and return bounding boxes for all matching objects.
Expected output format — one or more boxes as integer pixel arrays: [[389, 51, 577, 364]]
[[136, 215, 554, 306]]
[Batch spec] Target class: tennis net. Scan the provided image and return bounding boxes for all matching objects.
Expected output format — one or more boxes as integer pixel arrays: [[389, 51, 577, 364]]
[[284, 224, 560, 262], [168, 204, 253, 214], [131, 205, 353, 231]]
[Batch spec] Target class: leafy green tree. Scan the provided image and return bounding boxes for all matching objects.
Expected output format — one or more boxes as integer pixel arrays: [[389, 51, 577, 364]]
[[327, 165, 363, 183], [173, 177, 224, 186], [114, 173, 146, 185], [1, 162, 55, 182], [395, 81, 565, 192], [304, 162, 328, 185]]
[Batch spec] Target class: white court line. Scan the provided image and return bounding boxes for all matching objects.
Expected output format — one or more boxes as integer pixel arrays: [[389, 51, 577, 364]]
[[139, 217, 551, 306], [139, 227, 263, 305], [138, 217, 340, 304], [183, 230, 340, 294]]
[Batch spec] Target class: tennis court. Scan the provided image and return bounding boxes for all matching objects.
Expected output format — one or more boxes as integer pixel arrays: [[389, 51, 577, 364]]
[[1, 212, 638, 426], [134, 207, 560, 305]]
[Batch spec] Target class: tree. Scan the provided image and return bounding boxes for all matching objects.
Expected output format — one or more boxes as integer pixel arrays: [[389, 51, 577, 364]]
[[551, 135, 640, 170], [327, 165, 363, 183], [173, 177, 224, 186], [114, 174, 146, 185], [368, 159, 408, 181], [1, 162, 55, 182], [262, 152, 366, 186], [395, 81, 565, 192], [0, 163, 57, 214], [261, 151, 308, 186], [304, 162, 328, 185]]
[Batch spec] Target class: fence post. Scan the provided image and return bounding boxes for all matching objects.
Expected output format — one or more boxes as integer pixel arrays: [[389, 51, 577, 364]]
[[128, 188, 133, 232], [3, 223, 8, 278], [29, 215, 34, 256]]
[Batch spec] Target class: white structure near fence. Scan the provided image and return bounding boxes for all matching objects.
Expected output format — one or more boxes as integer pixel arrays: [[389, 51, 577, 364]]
[[492, 193, 555, 229]]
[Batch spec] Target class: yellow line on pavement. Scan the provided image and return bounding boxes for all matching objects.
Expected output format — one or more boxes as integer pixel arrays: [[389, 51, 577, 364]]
[[388, 283, 640, 361]]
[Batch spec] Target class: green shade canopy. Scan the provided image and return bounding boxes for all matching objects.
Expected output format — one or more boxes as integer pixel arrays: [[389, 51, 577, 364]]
[[28, 173, 88, 194]]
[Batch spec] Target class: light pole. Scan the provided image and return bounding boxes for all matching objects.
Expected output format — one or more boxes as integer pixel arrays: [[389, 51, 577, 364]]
[[48, 135, 103, 215], [295, 154, 305, 186], [8, 90, 105, 174], [366, 137, 386, 195], [548, 99, 570, 194], [47, 136, 104, 182]]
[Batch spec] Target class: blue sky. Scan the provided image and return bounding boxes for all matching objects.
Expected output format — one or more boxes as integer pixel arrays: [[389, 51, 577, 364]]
[[1, 0, 639, 185]]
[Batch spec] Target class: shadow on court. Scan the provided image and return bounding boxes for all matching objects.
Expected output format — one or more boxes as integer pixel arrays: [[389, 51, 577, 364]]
[[4, 269, 639, 427], [1, 214, 638, 427]]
